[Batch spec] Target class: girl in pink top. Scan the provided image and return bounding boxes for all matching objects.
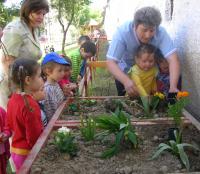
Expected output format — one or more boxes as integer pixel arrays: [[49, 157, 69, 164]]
[[0, 107, 11, 174]]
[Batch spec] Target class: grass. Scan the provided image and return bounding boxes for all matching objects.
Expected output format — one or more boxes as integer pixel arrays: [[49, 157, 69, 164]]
[[87, 39, 117, 96], [88, 68, 117, 96]]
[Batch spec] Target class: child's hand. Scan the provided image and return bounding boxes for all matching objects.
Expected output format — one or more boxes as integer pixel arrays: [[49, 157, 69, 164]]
[[68, 83, 77, 90], [0, 133, 8, 143], [63, 84, 76, 97], [77, 75, 82, 82]]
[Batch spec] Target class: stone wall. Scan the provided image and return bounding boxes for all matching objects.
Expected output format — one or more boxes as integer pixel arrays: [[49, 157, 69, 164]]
[[168, 0, 200, 120]]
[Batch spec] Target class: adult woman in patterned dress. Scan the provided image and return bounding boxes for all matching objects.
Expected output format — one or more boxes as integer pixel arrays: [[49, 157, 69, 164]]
[[0, 0, 49, 109]]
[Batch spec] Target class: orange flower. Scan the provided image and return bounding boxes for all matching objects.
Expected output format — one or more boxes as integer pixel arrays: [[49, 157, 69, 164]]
[[182, 91, 189, 97], [177, 91, 189, 99]]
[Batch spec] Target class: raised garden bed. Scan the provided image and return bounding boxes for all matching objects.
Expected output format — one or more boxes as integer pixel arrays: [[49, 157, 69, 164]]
[[18, 97, 200, 174], [30, 124, 200, 174]]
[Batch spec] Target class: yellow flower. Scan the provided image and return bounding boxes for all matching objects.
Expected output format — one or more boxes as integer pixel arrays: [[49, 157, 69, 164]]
[[154, 92, 165, 99]]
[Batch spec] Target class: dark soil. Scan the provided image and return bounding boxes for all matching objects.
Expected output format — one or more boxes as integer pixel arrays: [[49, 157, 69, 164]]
[[31, 124, 200, 174], [60, 98, 168, 120]]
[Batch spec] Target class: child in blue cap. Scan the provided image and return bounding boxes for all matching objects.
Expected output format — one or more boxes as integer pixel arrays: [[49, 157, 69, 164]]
[[41, 52, 70, 121]]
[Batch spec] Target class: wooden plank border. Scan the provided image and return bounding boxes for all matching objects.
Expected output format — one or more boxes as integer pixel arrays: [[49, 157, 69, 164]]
[[183, 109, 200, 131], [54, 117, 191, 128]]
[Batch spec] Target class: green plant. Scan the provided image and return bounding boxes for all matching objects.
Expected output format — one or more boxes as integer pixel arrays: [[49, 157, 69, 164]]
[[95, 108, 138, 158], [69, 103, 79, 112], [68, 88, 81, 113], [151, 130, 199, 171], [80, 116, 96, 141], [81, 99, 97, 107], [54, 127, 77, 156], [168, 92, 189, 127], [139, 93, 165, 118]]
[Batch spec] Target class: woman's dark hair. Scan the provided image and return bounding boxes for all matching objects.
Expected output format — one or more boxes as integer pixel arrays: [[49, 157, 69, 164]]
[[135, 44, 157, 58], [20, 0, 49, 24], [78, 35, 90, 45], [11, 58, 40, 92], [80, 41, 96, 56]]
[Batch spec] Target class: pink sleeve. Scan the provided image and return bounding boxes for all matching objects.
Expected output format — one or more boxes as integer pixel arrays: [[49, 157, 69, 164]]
[[58, 79, 69, 88], [0, 107, 12, 137], [0, 107, 11, 158]]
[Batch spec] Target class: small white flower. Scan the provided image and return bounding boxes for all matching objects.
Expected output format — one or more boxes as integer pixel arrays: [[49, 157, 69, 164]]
[[58, 126, 70, 134]]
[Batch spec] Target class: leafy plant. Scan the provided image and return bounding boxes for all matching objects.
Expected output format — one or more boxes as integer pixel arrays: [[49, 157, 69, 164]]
[[95, 108, 138, 158], [81, 99, 97, 107], [54, 127, 77, 156], [168, 91, 189, 127], [69, 103, 79, 112], [151, 91, 199, 171], [80, 116, 96, 141], [151, 130, 199, 171], [68, 88, 81, 113], [140, 92, 165, 118]]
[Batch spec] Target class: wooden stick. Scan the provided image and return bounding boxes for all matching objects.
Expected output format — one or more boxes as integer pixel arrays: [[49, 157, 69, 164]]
[[183, 109, 200, 131], [75, 96, 128, 100], [54, 117, 191, 128]]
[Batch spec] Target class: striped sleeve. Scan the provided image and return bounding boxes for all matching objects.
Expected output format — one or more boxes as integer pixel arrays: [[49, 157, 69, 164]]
[[43, 83, 65, 121]]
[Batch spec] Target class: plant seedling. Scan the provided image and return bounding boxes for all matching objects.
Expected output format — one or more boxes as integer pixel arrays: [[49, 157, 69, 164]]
[[54, 127, 77, 156], [80, 116, 96, 141], [151, 130, 199, 171], [95, 107, 138, 158]]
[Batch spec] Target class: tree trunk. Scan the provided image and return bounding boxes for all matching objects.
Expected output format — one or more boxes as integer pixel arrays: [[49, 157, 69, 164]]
[[99, 0, 110, 28], [61, 21, 72, 55], [62, 30, 67, 55]]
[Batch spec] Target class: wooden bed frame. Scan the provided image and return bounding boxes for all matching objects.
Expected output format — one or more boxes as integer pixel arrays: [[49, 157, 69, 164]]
[[17, 96, 198, 174]]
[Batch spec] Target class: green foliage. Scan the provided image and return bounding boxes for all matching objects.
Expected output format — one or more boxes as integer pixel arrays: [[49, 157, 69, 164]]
[[69, 103, 79, 112], [80, 99, 97, 107], [140, 95, 161, 118], [95, 108, 138, 158], [54, 127, 77, 156], [51, 0, 90, 23], [151, 130, 199, 171], [80, 116, 96, 141], [0, 2, 20, 27], [168, 96, 189, 127], [51, 0, 91, 54]]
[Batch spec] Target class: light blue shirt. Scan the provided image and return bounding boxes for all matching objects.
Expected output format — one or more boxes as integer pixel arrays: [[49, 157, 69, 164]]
[[106, 21, 176, 73]]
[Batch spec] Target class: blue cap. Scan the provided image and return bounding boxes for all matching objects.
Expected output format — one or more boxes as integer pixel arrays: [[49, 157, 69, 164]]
[[42, 52, 70, 66]]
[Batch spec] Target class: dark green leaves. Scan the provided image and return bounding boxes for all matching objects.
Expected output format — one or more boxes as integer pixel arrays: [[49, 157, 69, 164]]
[[54, 131, 77, 156], [95, 108, 138, 158]]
